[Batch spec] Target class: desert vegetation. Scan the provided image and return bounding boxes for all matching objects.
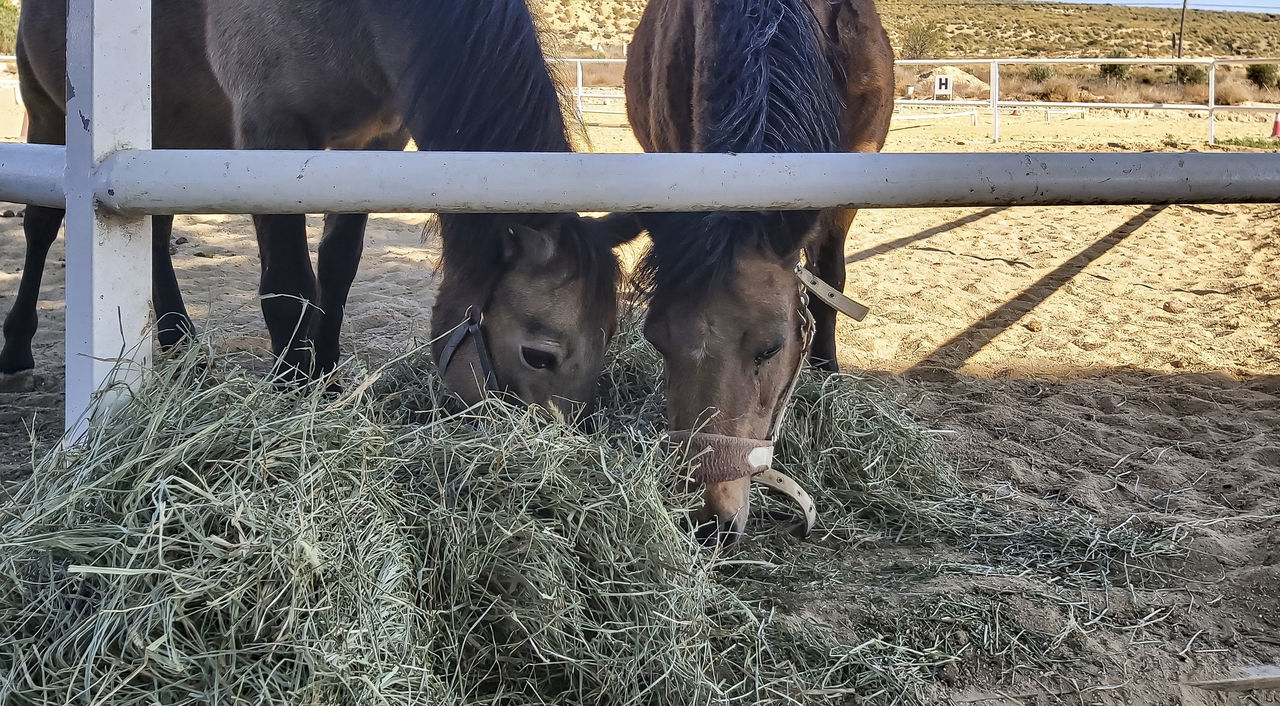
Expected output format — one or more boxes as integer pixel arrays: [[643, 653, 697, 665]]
[[0, 0, 1275, 60], [526, 0, 1279, 107], [889, 57, 1276, 107], [526, 0, 1278, 61]]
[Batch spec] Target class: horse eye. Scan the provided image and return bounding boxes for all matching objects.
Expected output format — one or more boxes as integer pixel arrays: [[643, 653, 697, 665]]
[[520, 346, 559, 371], [755, 343, 784, 365]]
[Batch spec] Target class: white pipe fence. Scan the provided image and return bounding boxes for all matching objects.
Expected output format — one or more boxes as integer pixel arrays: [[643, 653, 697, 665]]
[[893, 107, 979, 125], [6, 145, 1277, 213], [89, 150, 1280, 213], [0, 143, 63, 206], [553, 56, 1280, 143], [0, 15, 1277, 433]]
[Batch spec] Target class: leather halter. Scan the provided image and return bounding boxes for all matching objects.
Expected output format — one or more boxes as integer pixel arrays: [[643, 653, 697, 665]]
[[436, 308, 497, 392], [795, 264, 870, 322]]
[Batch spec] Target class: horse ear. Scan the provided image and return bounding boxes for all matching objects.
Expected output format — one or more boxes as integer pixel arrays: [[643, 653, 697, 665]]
[[503, 224, 557, 266], [586, 212, 646, 248]]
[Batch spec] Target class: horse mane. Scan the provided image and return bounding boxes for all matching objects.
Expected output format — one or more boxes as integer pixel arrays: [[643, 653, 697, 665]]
[[637, 0, 842, 304], [373, 0, 616, 314]]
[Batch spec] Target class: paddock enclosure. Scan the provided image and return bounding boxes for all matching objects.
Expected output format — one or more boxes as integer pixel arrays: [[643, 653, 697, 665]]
[[555, 55, 1280, 145], [0, 0, 1279, 703]]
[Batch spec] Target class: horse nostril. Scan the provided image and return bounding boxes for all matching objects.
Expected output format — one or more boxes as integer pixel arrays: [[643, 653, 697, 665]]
[[693, 517, 719, 546], [691, 516, 745, 547], [718, 518, 745, 545]]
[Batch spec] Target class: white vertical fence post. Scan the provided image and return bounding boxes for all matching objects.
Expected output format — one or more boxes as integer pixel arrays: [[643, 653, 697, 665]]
[[1207, 60, 1217, 145], [990, 60, 1000, 143], [64, 0, 153, 436], [575, 60, 584, 119]]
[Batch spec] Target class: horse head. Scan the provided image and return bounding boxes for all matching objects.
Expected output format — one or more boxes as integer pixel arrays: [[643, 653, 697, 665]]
[[432, 212, 642, 420]]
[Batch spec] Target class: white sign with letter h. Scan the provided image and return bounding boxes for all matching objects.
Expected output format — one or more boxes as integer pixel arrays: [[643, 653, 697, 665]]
[[934, 74, 953, 99]]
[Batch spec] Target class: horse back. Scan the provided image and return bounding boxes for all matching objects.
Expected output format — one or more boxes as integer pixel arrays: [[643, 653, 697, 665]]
[[16, 0, 232, 150], [205, 0, 399, 149]]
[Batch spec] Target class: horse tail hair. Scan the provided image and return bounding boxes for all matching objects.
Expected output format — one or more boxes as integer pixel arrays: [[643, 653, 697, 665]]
[[702, 0, 841, 257]]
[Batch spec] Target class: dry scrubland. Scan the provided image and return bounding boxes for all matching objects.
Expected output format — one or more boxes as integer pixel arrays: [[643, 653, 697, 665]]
[[892, 63, 1280, 109], [0, 0, 1274, 60], [533, 0, 1280, 108], [530, 0, 1279, 58]]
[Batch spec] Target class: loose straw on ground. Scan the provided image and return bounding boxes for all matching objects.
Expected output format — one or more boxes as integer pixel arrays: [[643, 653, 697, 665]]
[[0, 314, 1184, 705]]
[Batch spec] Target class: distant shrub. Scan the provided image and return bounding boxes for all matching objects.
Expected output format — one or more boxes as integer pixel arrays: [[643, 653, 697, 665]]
[[1100, 48, 1132, 81], [899, 20, 944, 59], [1132, 68, 1158, 85], [0, 3, 16, 55], [1175, 65, 1208, 85], [1041, 77, 1081, 102], [1215, 78, 1254, 106], [1026, 65, 1054, 83], [1246, 63, 1279, 90]]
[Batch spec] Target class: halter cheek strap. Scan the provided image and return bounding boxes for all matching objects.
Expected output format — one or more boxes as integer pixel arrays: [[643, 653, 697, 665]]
[[436, 308, 497, 392]]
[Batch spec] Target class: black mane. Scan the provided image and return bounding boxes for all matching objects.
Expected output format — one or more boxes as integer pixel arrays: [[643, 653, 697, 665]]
[[376, 0, 616, 311]]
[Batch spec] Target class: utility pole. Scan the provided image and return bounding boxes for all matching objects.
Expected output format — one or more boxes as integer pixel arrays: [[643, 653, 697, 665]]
[[1177, 0, 1188, 58]]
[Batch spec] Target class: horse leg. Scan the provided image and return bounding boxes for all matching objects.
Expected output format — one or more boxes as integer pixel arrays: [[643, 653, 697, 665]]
[[803, 207, 857, 372], [152, 215, 197, 351], [233, 114, 321, 378], [312, 130, 410, 374], [0, 205, 66, 374], [314, 213, 367, 374], [2, 65, 66, 376], [252, 213, 319, 377]]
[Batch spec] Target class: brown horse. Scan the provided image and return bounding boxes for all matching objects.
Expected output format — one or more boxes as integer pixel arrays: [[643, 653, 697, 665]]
[[625, 0, 894, 540], [4, 0, 640, 419]]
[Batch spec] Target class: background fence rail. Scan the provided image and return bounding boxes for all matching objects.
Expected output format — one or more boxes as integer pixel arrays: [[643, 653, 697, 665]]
[[551, 56, 1280, 143]]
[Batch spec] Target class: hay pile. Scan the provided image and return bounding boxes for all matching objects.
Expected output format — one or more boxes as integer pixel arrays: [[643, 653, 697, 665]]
[[0, 316, 1182, 705]]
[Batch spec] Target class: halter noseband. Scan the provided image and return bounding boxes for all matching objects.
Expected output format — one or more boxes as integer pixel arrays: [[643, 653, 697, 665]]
[[436, 307, 498, 392]]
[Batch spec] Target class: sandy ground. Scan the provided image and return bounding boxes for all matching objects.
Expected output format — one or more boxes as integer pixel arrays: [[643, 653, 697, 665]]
[[1, 108, 1278, 702]]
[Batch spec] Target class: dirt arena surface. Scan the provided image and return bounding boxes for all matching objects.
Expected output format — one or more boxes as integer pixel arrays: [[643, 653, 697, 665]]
[[1, 109, 1277, 702]]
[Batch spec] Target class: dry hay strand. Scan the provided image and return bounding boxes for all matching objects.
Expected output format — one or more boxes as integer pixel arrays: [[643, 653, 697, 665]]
[[0, 315, 1189, 704]]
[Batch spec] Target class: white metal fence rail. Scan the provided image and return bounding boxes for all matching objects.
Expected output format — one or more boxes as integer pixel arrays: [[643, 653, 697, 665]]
[[0, 9, 1277, 434], [553, 56, 1280, 143]]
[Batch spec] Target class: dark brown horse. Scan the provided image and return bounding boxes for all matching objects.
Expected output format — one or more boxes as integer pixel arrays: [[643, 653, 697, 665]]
[[2, 0, 639, 417], [625, 0, 894, 539]]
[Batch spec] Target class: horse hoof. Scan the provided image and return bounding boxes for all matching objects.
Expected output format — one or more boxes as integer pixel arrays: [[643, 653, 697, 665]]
[[0, 349, 36, 378], [156, 322, 197, 353], [0, 370, 40, 394], [320, 377, 344, 398]]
